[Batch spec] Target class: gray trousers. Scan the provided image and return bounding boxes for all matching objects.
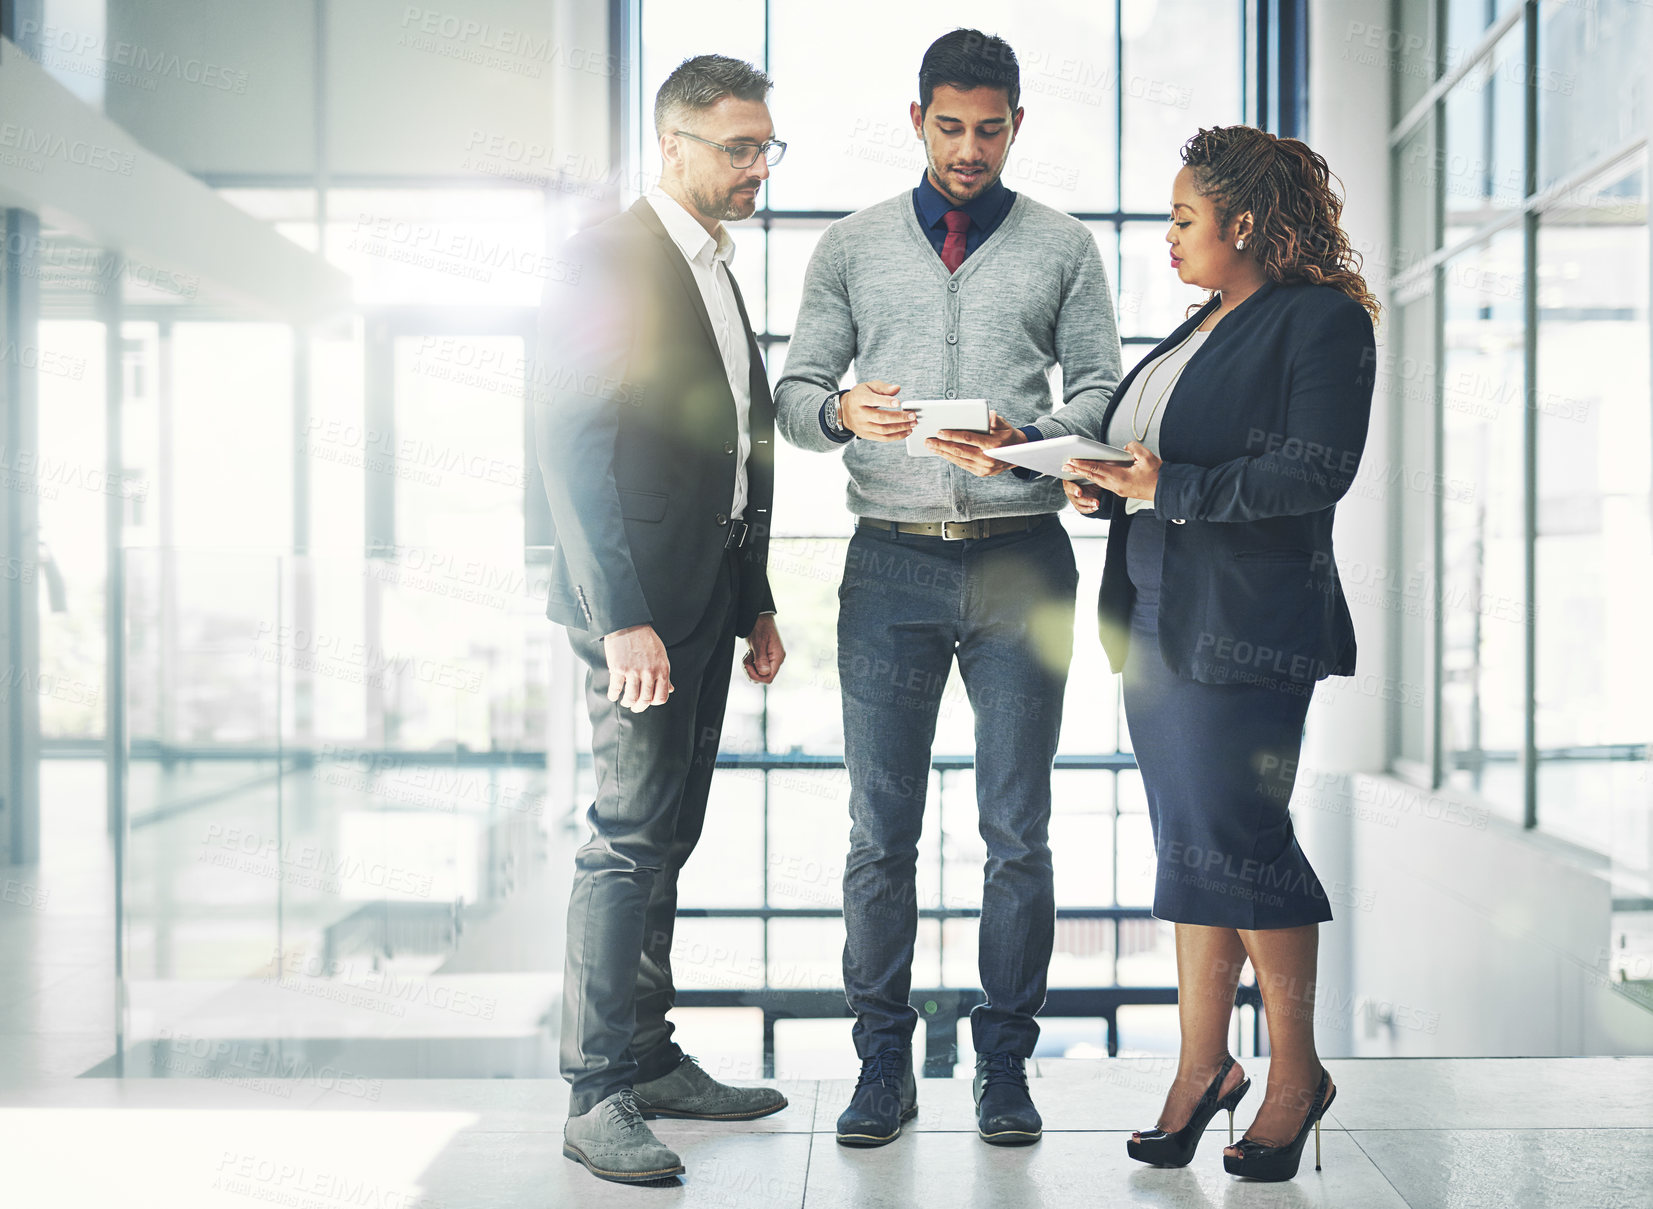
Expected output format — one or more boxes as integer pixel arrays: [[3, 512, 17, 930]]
[[560, 546, 739, 1116]]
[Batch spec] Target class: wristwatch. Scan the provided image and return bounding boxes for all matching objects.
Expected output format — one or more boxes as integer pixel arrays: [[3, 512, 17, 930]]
[[823, 389, 850, 438]]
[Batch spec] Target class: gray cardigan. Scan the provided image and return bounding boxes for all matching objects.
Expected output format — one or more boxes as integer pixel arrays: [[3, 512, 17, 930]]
[[774, 190, 1123, 521]]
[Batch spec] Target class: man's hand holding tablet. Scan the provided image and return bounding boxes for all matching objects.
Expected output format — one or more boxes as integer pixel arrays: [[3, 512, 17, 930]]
[[924, 406, 1026, 477], [835, 380, 918, 441]]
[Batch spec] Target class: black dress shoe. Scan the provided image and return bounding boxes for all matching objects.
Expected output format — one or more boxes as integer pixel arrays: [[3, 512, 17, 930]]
[[1223, 1068, 1337, 1182], [973, 1051, 1042, 1145], [835, 1048, 917, 1147], [1126, 1053, 1251, 1168]]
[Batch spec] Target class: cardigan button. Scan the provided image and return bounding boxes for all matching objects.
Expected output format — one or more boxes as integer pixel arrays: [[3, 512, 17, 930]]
[[946, 332, 958, 344], [948, 281, 959, 293]]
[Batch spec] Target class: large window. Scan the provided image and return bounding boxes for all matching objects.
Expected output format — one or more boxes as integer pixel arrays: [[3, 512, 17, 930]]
[[1534, 152, 1650, 853], [1387, 0, 1651, 871]]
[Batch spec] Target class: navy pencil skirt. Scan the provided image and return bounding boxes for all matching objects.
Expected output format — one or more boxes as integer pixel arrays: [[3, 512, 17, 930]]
[[1121, 512, 1333, 929]]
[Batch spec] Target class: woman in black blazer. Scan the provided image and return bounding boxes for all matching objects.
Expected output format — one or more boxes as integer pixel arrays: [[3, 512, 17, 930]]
[[1064, 126, 1378, 1183]]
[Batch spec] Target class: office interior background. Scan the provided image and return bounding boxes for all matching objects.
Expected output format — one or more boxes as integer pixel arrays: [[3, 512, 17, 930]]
[[1, 0, 1650, 1204]]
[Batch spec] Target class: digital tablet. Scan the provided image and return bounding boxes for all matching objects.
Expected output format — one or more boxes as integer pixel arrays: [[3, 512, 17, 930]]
[[876, 398, 992, 457], [986, 434, 1137, 480]]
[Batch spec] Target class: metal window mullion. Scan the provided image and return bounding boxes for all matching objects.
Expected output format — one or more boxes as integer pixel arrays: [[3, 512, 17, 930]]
[[1111, 770, 1120, 987], [1256, 0, 1272, 131], [1521, 1, 1539, 828], [1430, 118, 1446, 791], [315, 0, 330, 253], [1389, 0, 1525, 149], [1427, 0, 1447, 789], [99, 252, 128, 1066], [1115, 0, 1124, 215]]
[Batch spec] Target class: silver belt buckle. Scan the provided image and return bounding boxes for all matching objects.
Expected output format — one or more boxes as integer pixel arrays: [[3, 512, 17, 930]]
[[725, 521, 750, 549], [941, 520, 976, 541]]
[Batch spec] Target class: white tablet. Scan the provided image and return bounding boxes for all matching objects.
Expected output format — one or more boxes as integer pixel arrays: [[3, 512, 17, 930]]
[[879, 398, 991, 457], [986, 433, 1136, 480]]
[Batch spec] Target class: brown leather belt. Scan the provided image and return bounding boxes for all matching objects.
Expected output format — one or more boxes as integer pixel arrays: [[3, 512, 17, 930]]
[[856, 514, 1050, 541]]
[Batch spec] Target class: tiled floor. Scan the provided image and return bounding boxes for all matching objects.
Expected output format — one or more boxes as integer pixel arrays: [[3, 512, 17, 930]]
[[1, 1058, 1649, 1207], [5, 765, 1649, 1206]]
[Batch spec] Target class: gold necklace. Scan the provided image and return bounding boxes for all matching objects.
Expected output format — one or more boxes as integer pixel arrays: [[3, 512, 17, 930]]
[[1131, 323, 1208, 442]]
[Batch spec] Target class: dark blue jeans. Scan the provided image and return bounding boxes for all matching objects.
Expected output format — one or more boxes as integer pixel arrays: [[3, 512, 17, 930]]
[[837, 515, 1078, 1060]]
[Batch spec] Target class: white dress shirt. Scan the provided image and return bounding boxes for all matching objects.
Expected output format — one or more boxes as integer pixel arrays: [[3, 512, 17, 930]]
[[645, 188, 753, 521]]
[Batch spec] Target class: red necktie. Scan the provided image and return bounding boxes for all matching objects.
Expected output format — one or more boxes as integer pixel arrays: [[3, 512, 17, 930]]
[[940, 209, 970, 274]]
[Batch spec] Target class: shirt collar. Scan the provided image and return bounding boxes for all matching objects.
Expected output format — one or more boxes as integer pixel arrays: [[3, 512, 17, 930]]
[[913, 171, 1014, 233], [647, 187, 736, 268]]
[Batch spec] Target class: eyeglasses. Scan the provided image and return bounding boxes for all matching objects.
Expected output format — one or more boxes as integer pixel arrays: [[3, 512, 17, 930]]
[[673, 129, 787, 169]]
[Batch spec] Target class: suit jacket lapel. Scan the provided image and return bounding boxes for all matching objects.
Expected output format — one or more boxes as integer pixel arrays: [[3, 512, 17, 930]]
[[629, 197, 721, 357], [722, 266, 771, 413]]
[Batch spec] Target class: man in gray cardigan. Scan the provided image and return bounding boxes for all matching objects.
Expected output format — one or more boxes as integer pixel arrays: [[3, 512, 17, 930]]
[[775, 29, 1122, 1148]]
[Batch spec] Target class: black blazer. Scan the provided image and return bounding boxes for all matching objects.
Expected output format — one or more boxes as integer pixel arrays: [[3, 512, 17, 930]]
[[533, 198, 776, 646], [1091, 280, 1376, 688]]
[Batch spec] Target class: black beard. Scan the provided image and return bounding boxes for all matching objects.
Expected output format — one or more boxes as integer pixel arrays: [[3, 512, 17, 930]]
[[924, 150, 1001, 204]]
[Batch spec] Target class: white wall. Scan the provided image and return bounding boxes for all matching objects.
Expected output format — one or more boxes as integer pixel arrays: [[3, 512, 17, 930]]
[[1297, 0, 1397, 1057], [1340, 773, 1653, 1055]]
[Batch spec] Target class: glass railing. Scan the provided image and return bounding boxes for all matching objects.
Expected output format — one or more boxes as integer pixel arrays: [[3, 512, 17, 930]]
[[114, 540, 1248, 1083], [116, 548, 568, 1083]]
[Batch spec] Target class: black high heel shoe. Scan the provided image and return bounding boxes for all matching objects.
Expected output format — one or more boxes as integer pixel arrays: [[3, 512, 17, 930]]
[[1222, 1068, 1336, 1182], [1126, 1054, 1251, 1168]]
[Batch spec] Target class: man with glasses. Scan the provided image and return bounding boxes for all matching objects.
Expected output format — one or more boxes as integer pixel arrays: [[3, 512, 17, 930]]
[[535, 54, 789, 1185], [775, 29, 1122, 1148]]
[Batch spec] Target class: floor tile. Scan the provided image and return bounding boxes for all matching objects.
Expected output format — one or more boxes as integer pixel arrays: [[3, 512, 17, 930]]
[[1352, 1127, 1652, 1209], [1322, 1058, 1653, 1130], [800, 1125, 1409, 1208]]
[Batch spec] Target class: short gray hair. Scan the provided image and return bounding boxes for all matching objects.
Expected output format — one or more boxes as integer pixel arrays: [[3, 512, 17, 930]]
[[653, 54, 772, 136]]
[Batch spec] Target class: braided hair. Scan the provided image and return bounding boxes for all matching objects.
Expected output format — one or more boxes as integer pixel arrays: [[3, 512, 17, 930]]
[[1180, 125, 1380, 322]]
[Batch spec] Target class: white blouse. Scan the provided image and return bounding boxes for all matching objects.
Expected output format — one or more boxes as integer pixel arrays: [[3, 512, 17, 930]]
[[1106, 328, 1212, 514]]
